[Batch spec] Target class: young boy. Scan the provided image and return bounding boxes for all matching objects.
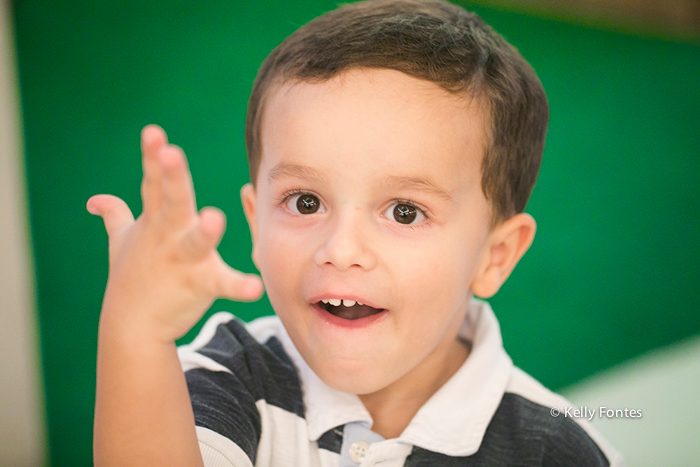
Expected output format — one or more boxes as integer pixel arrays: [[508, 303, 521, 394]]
[[88, 0, 623, 465]]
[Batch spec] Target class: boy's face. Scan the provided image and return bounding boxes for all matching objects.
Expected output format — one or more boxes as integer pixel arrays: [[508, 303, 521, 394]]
[[242, 68, 494, 395]]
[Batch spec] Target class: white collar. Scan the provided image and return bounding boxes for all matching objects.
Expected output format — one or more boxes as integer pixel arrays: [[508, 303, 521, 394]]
[[276, 298, 513, 457]]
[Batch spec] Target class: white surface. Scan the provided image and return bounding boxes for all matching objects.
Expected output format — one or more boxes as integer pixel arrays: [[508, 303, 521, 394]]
[[562, 335, 700, 466], [0, 1, 48, 465]]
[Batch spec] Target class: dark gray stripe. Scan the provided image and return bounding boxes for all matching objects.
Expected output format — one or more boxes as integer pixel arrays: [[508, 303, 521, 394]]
[[404, 393, 610, 466], [187, 368, 261, 462], [317, 425, 345, 454]]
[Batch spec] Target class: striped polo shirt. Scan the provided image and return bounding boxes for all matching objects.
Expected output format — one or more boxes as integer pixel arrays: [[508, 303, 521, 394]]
[[178, 299, 624, 467]]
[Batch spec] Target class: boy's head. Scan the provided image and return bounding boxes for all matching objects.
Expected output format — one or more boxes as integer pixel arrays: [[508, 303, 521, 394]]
[[245, 0, 549, 225], [240, 0, 548, 395]]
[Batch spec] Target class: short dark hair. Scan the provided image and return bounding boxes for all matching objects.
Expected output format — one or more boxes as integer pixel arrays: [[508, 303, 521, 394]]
[[245, 0, 549, 223]]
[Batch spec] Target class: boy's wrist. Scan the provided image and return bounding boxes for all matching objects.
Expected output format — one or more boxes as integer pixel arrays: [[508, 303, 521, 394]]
[[99, 272, 213, 344], [98, 295, 181, 346]]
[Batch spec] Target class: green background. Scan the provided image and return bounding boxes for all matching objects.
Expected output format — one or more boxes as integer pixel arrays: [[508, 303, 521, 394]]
[[12, 1, 700, 465]]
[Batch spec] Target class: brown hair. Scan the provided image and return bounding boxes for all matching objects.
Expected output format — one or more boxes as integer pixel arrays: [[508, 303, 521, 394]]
[[245, 0, 549, 223]]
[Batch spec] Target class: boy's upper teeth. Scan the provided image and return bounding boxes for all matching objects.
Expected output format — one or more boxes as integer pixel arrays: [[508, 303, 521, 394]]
[[320, 298, 360, 307]]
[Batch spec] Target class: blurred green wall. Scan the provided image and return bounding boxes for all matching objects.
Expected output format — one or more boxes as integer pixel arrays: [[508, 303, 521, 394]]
[[12, 1, 700, 465]]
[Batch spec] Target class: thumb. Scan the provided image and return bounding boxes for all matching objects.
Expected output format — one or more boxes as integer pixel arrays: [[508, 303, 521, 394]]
[[214, 266, 264, 302], [87, 194, 135, 236]]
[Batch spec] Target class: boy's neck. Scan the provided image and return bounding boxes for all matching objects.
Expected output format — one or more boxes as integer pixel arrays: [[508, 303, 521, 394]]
[[358, 336, 470, 439]]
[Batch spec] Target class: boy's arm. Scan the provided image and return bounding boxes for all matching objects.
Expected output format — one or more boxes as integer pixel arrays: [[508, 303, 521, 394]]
[[89, 125, 263, 467]]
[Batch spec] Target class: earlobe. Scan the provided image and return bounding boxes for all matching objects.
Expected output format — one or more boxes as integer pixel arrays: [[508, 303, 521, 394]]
[[240, 183, 260, 268], [471, 213, 536, 298]]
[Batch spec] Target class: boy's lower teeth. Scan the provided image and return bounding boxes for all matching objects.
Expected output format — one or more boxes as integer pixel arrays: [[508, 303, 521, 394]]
[[327, 304, 379, 320]]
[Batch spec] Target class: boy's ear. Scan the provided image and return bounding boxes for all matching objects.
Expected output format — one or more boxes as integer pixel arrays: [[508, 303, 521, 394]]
[[240, 183, 260, 269], [470, 213, 536, 299]]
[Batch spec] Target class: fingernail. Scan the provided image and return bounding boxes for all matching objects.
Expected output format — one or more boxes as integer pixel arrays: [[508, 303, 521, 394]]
[[86, 203, 98, 215]]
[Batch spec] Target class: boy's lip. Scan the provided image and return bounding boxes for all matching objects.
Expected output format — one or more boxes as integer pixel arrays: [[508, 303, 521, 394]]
[[310, 302, 388, 328]]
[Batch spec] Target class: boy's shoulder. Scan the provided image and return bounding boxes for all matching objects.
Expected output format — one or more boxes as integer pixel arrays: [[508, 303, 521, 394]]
[[178, 305, 624, 467], [498, 367, 625, 467]]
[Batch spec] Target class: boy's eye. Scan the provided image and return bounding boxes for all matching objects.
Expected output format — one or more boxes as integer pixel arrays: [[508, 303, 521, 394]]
[[287, 193, 326, 214], [384, 202, 426, 225]]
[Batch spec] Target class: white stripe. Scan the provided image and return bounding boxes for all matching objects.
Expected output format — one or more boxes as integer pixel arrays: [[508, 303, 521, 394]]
[[255, 400, 325, 467], [317, 448, 340, 467], [178, 348, 233, 374], [198, 426, 253, 467]]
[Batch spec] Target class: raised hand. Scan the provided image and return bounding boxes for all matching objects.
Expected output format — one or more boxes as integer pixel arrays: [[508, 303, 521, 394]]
[[87, 125, 263, 343]]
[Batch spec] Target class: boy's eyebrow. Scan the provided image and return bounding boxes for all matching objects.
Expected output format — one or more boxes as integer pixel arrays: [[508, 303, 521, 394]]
[[268, 162, 454, 202], [268, 162, 327, 184], [385, 175, 454, 202]]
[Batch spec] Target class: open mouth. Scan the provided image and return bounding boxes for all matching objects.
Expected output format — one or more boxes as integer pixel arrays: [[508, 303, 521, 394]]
[[316, 299, 384, 320]]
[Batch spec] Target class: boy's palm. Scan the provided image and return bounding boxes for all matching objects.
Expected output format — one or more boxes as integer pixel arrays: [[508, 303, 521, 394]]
[[87, 125, 262, 342]]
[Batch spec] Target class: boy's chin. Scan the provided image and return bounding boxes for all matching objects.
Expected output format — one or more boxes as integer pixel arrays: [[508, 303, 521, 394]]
[[324, 376, 386, 396], [310, 358, 397, 396]]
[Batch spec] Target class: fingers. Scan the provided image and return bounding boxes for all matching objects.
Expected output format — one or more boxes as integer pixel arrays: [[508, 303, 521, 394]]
[[180, 207, 226, 259], [140, 125, 197, 228], [178, 207, 263, 301], [141, 125, 168, 215], [159, 145, 197, 226], [87, 194, 135, 236], [214, 267, 264, 302], [181, 208, 263, 301]]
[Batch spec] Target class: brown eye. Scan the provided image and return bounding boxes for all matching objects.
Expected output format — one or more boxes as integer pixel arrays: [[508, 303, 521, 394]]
[[288, 193, 324, 214], [383, 201, 426, 225], [393, 203, 417, 224]]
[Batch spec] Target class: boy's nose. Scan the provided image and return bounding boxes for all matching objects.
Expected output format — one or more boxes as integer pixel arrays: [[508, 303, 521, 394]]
[[313, 210, 377, 271]]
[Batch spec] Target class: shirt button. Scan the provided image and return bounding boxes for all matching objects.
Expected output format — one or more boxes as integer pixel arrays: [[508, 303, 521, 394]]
[[349, 440, 369, 463]]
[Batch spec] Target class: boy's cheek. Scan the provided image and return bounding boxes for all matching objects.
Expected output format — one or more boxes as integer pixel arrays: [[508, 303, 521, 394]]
[[256, 230, 300, 275]]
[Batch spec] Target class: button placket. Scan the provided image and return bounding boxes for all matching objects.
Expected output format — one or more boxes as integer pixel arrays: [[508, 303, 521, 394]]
[[360, 442, 413, 467]]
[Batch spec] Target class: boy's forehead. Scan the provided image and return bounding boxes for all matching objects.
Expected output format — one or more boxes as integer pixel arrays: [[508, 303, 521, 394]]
[[260, 68, 489, 176]]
